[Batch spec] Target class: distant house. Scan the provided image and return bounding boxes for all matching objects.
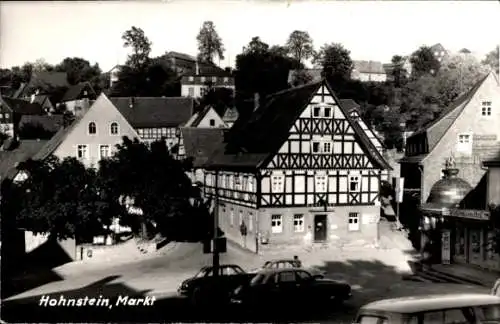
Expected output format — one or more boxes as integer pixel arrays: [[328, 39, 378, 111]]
[[31, 93, 140, 169], [0, 139, 50, 183], [351, 61, 387, 82], [180, 61, 235, 98], [13, 71, 70, 100], [222, 106, 239, 128], [383, 57, 412, 82], [430, 43, 448, 63], [184, 106, 226, 128], [164, 51, 199, 75], [58, 82, 97, 116], [0, 96, 46, 138], [110, 96, 194, 147], [107, 65, 121, 89]]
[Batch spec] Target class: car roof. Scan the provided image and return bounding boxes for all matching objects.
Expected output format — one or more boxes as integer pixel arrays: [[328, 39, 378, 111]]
[[200, 264, 241, 270], [360, 294, 500, 314], [266, 259, 297, 263], [257, 268, 309, 275]]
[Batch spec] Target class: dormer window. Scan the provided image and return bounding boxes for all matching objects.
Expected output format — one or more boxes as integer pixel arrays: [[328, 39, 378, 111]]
[[200, 76, 206, 83], [88, 122, 97, 135], [189, 76, 194, 82], [482, 101, 492, 116], [312, 104, 332, 118]]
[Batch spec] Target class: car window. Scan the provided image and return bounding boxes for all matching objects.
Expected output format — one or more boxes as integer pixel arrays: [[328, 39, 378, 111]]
[[229, 265, 244, 274], [296, 270, 312, 281], [278, 271, 296, 283], [421, 309, 470, 324], [263, 261, 271, 268], [357, 315, 386, 324], [477, 305, 500, 321], [222, 267, 235, 275], [291, 260, 301, 267]]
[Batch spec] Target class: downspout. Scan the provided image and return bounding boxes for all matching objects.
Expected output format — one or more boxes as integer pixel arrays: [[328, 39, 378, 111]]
[[255, 170, 262, 255]]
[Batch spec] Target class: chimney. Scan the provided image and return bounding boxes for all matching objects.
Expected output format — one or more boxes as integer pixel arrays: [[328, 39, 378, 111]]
[[195, 61, 200, 76], [129, 97, 134, 109], [254, 93, 260, 112]]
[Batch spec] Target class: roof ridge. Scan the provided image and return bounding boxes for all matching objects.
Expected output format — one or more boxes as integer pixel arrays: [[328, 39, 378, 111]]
[[110, 96, 190, 100], [265, 79, 323, 99]]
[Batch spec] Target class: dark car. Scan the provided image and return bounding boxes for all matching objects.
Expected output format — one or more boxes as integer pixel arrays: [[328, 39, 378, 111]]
[[231, 268, 352, 309], [178, 264, 255, 306], [249, 259, 326, 277]]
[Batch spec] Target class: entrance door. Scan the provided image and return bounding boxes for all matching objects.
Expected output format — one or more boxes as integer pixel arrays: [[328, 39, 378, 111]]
[[314, 214, 327, 242], [469, 229, 482, 266]]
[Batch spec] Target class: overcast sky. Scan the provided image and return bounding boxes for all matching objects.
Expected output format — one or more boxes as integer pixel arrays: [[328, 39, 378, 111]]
[[1, 0, 499, 72]]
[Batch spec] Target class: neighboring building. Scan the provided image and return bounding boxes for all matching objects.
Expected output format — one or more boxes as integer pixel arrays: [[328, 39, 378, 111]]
[[383, 57, 412, 82], [107, 65, 121, 89], [31, 93, 140, 169], [200, 79, 392, 252], [351, 61, 387, 82], [31, 94, 56, 113], [164, 51, 199, 75], [180, 62, 235, 98], [0, 96, 46, 138], [399, 72, 500, 216], [222, 106, 239, 128], [430, 43, 448, 63], [110, 96, 194, 147], [184, 106, 226, 128], [18, 115, 64, 139], [13, 71, 69, 100], [58, 82, 97, 116], [0, 139, 49, 183]]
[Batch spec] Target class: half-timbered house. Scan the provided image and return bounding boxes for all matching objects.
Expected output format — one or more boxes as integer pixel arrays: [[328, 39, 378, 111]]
[[201, 79, 392, 252]]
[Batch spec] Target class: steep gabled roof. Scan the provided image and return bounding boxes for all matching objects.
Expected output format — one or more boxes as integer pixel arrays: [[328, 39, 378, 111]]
[[184, 106, 214, 127], [31, 117, 81, 161], [180, 127, 225, 168], [110, 97, 194, 128], [0, 139, 49, 180], [340, 99, 360, 113], [1, 97, 45, 115], [408, 73, 490, 153], [61, 82, 96, 102], [205, 79, 392, 171], [31, 71, 69, 89]]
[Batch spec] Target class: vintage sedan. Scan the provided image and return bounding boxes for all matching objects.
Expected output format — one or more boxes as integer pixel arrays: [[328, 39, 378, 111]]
[[249, 259, 326, 277], [178, 264, 255, 306], [231, 268, 351, 309]]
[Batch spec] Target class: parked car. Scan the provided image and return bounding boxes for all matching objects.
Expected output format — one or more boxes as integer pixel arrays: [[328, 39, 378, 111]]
[[249, 258, 326, 277], [354, 293, 500, 324], [178, 264, 255, 306], [230, 268, 351, 309]]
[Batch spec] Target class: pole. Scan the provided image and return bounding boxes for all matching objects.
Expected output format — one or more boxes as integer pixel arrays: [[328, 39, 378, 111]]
[[213, 169, 220, 278], [396, 201, 401, 230]]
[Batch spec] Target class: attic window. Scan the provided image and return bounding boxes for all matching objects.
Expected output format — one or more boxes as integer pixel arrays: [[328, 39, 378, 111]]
[[88, 122, 97, 135], [312, 105, 332, 118], [482, 101, 492, 116], [209, 119, 215, 126]]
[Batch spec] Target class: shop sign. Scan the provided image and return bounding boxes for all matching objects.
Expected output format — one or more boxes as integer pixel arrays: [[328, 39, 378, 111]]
[[449, 208, 490, 221], [441, 230, 451, 265]]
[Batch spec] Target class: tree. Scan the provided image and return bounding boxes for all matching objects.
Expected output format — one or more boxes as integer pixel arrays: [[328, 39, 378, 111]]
[[482, 46, 499, 75], [98, 137, 207, 240], [285, 30, 315, 64], [54, 57, 102, 89], [313, 43, 353, 82], [390, 55, 408, 87], [435, 53, 489, 106], [196, 21, 225, 63], [198, 86, 235, 117], [122, 26, 152, 69], [14, 156, 114, 242], [410, 46, 441, 77], [290, 69, 313, 87], [243, 37, 269, 55], [32, 58, 54, 72]]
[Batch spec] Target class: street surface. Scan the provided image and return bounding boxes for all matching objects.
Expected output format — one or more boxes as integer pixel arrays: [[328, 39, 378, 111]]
[[1, 222, 490, 323]]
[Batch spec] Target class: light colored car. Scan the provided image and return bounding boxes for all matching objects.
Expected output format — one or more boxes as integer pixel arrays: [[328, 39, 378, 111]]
[[354, 293, 500, 324], [249, 259, 326, 277]]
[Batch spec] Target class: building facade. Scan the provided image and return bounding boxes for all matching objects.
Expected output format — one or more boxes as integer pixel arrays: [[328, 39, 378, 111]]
[[0, 96, 46, 138], [184, 106, 226, 128], [200, 80, 392, 252], [351, 61, 388, 82], [31, 93, 140, 169], [110, 97, 194, 148], [180, 62, 235, 98], [399, 72, 500, 216]]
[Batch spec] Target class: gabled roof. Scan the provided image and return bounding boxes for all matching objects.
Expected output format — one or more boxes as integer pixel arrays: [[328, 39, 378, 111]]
[[32, 94, 53, 107], [180, 127, 225, 168], [166, 51, 197, 62], [31, 117, 81, 161], [19, 115, 64, 134], [222, 106, 239, 123], [353, 60, 386, 74], [0, 97, 45, 115], [184, 106, 221, 127], [110, 97, 194, 128], [0, 139, 49, 180], [31, 71, 69, 89], [205, 79, 392, 171], [407, 73, 491, 154], [61, 82, 96, 102]]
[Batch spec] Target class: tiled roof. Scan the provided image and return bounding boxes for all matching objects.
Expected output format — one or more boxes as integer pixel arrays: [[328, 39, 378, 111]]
[[166, 51, 197, 62], [353, 61, 386, 74], [0, 139, 48, 180], [398, 154, 428, 164], [61, 82, 96, 102], [180, 127, 225, 168], [32, 94, 52, 107], [110, 97, 194, 128], [31, 71, 69, 89], [222, 107, 239, 123], [339, 99, 360, 113], [205, 79, 392, 171], [31, 117, 81, 161], [19, 115, 64, 133], [408, 73, 491, 155], [1, 97, 45, 115]]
